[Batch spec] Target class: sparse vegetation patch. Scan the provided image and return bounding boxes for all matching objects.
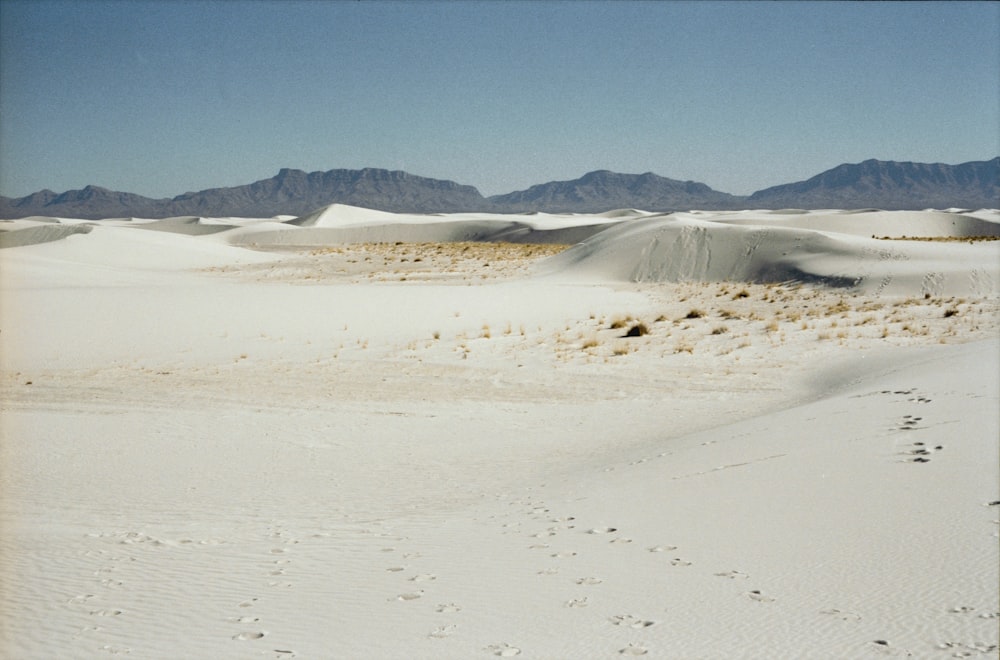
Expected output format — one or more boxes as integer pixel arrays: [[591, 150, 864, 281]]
[[623, 322, 650, 338]]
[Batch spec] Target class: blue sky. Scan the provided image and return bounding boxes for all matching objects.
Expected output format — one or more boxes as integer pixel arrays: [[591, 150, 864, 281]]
[[1, 1, 997, 199]]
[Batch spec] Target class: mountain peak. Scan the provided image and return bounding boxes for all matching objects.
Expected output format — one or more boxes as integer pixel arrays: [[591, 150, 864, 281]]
[[488, 170, 740, 213], [749, 158, 999, 209]]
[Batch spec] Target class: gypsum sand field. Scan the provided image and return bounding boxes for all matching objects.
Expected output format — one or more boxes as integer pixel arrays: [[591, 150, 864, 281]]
[[0, 207, 998, 658]]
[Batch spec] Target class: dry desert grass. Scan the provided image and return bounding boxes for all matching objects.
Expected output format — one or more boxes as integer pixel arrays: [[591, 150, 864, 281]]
[[537, 281, 999, 366], [201, 242, 999, 379], [209, 241, 571, 283], [876, 235, 1000, 242]]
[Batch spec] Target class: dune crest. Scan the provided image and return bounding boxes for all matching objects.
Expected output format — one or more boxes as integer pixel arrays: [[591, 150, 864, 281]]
[[539, 211, 1000, 296]]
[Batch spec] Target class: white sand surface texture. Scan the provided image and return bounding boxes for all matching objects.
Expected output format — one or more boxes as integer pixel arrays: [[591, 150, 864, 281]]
[[1, 206, 997, 658]]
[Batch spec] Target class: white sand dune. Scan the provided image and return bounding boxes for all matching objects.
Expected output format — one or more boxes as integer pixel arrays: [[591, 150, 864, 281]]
[[217, 204, 624, 247], [1, 207, 997, 658], [541, 212, 1000, 296], [704, 208, 1000, 238], [133, 216, 234, 236], [0, 220, 95, 249]]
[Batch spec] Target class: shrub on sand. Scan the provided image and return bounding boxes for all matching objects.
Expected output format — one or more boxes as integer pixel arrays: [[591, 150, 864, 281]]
[[623, 322, 650, 338]]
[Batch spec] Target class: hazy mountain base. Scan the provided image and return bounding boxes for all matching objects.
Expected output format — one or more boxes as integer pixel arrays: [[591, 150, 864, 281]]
[[1, 157, 996, 219]]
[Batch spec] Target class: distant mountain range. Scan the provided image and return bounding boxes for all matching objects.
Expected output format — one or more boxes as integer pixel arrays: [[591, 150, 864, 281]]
[[1, 158, 997, 219], [747, 159, 999, 210]]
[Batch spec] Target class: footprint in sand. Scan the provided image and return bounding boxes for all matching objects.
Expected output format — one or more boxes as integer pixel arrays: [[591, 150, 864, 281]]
[[537, 567, 559, 576], [609, 537, 633, 545], [436, 603, 461, 613], [870, 639, 913, 656], [897, 416, 923, 431], [609, 614, 655, 629], [565, 597, 589, 608], [428, 624, 456, 639], [820, 608, 861, 622], [91, 609, 124, 617], [670, 558, 692, 567], [485, 642, 521, 656], [619, 643, 649, 656], [746, 590, 775, 603], [714, 570, 749, 579], [238, 598, 259, 608], [232, 631, 266, 641], [947, 606, 976, 614], [587, 527, 618, 535], [551, 551, 577, 558], [227, 616, 260, 624], [409, 573, 437, 583], [386, 566, 406, 572], [647, 545, 678, 553], [99, 644, 132, 655], [575, 577, 603, 585], [936, 641, 999, 656], [395, 590, 424, 601]]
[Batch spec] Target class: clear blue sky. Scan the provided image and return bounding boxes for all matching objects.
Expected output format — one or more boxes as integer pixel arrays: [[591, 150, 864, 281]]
[[1, 0, 997, 199]]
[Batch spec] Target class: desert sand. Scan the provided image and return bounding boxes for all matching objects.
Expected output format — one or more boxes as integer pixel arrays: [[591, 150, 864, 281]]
[[1, 207, 998, 658]]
